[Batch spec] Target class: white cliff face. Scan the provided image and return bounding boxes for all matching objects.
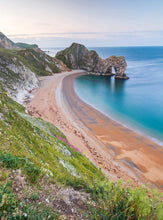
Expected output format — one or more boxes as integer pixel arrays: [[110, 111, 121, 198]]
[[0, 55, 39, 104], [45, 65, 52, 73], [7, 63, 39, 104]]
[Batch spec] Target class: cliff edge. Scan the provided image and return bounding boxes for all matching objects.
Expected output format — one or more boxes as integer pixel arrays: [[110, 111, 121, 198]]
[[56, 43, 129, 79], [0, 32, 38, 49]]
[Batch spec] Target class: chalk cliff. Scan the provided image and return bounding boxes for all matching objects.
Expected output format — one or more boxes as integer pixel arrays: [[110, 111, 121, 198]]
[[56, 43, 129, 79], [0, 32, 63, 103], [0, 50, 39, 103]]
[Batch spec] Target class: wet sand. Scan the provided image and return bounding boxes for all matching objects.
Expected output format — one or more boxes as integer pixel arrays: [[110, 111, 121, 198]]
[[27, 70, 163, 189]]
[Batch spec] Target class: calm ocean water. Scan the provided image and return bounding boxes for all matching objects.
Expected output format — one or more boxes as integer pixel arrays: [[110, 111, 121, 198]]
[[74, 47, 163, 145], [44, 46, 163, 145]]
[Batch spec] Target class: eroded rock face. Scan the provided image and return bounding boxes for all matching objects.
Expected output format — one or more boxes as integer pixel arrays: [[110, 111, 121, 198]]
[[56, 43, 129, 79], [0, 52, 39, 104], [105, 56, 128, 79]]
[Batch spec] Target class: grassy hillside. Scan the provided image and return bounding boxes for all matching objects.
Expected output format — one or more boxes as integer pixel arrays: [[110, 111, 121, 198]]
[[0, 82, 163, 219], [0, 32, 37, 50], [0, 48, 61, 76], [15, 43, 38, 49]]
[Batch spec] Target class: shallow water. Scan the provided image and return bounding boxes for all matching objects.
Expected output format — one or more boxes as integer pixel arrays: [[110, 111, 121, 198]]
[[74, 47, 163, 145]]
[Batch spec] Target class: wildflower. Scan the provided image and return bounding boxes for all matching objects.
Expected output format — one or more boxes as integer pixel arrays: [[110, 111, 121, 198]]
[[23, 213, 27, 217], [99, 164, 103, 169], [56, 136, 82, 154], [84, 151, 88, 156]]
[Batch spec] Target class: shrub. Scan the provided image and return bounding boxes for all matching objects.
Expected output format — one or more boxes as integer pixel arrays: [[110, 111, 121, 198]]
[[0, 153, 41, 183], [89, 180, 163, 220]]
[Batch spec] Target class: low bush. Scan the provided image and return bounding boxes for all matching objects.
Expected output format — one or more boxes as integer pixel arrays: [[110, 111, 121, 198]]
[[0, 153, 41, 183], [0, 181, 59, 219]]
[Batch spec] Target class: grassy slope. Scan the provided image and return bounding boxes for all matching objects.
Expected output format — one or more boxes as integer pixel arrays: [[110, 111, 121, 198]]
[[0, 83, 102, 183], [0, 83, 102, 219], [0, 48, 61, 76], [0, 83, 163, 219], [15, 43, 38, 49]]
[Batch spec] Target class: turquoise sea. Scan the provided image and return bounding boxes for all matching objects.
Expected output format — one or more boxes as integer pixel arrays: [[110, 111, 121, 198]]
[[43, 46, 163, 145], [74, 47, 163, 145]]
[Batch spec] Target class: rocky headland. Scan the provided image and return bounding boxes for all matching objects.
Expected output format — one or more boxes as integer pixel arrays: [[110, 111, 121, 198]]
[[56, 43, 129, 79], [0, 33, 67, 103]]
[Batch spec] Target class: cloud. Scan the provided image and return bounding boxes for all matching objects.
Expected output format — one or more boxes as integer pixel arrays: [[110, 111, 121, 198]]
[[8, 31, 163, 47], [8, 30, 163, 38]]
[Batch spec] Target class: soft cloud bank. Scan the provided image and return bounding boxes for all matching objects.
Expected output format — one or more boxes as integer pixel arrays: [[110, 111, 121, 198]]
[[9, 31, 163, 47]]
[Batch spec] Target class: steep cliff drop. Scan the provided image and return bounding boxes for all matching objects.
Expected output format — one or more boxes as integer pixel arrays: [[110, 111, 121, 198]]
[[56, 43, 129, 79]]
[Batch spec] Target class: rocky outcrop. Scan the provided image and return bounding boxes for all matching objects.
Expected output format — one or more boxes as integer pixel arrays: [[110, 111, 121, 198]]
[[53, 58, 70, 72], [14, 48, 61, 76], [0, 50, 39, 104], [0, 33, 64, 103], [56, 43, 129, 79]]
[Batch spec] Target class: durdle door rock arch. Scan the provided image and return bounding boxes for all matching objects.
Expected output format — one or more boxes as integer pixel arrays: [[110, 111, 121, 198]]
[[55, 43, 129, 79]]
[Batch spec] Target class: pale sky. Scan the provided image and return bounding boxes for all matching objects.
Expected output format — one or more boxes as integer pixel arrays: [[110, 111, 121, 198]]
[[0, 0, 163, 47]]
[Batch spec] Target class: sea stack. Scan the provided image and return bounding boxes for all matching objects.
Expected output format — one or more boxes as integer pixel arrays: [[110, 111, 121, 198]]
[[56, 43, 129, 79]]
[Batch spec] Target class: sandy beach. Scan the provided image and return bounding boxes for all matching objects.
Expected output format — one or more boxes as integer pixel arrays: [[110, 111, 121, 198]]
[[26, 70, 163, 189]]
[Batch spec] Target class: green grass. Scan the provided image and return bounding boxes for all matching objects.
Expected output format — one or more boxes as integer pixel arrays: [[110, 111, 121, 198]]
[[0, 48, 61, 76], [0, 181, 59, 219], [0, 82, 104, 186], [56, 53, 73, 69], [15, 42, 38, 49], [0, 83, 163, 219]]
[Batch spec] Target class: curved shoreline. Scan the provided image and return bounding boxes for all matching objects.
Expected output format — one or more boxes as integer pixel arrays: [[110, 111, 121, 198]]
[[74, 76, 163, 147], [62, 72, 163, 188], [27, 70, 163, 189]]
